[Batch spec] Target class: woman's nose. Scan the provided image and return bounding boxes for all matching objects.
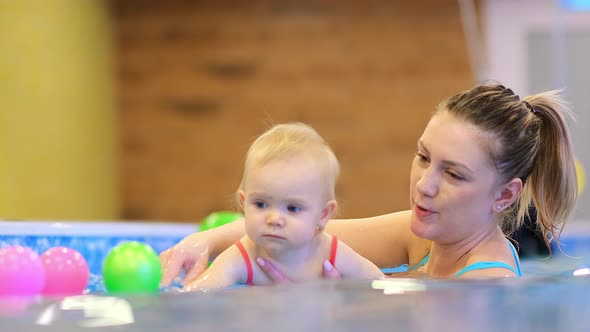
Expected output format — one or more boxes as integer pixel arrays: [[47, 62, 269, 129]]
[[416, 167, 439, 197]]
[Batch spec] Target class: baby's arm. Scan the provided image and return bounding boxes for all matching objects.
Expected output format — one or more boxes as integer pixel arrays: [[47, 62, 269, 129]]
[[333, 240, 384, 279], [183, 245, 246, 291]]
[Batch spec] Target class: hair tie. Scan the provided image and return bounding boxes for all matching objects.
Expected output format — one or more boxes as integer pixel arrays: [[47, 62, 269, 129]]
[[523, 101, 537, 114]]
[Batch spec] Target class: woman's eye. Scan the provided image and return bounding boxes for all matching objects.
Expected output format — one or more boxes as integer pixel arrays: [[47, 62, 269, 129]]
[[416, 152, 429, 162], [447, 171, 464, 181]]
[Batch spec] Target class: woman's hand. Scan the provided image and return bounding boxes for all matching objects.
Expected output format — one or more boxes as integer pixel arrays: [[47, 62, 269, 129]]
[[160, 218, 246, 286], [255, 258, 342, 283], [159, 232, 211, 286], [321, 260, 342, 279]]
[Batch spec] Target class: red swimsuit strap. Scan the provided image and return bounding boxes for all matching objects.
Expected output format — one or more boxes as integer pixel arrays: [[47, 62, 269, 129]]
[[235, 240, 253, 285], [329, 235, 338, 267]]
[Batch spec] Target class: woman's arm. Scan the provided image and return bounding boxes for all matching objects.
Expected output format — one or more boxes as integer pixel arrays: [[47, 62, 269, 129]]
[[332, 240, 384, 279], [159, 218, 245, 286], [183, 245, 245, 291], [205, 218, 246, 257], [325, 210, 414, 268]]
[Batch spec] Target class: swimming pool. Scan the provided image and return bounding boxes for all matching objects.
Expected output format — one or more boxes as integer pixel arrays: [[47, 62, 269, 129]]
[[1, 220, 589, 331], [0, 220, 196, 292]]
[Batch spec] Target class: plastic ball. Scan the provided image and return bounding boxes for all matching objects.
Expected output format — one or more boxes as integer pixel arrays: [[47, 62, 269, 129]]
[[199, 211, 243, 232], [0, 245, 45, 296], [102, 241, 162, 294], [40, 247, 89, 296]]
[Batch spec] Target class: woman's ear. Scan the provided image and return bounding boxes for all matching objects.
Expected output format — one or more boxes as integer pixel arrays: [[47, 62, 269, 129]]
[[319, 200, 337, 229], [493, 178, 523, 212]]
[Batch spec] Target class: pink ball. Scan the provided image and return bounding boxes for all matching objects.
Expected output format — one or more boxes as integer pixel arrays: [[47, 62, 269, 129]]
[[40, 247, 89, 296], [0, 245, 46, 296]]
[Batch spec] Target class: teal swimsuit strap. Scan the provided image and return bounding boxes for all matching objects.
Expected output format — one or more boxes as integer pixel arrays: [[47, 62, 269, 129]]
[[382, 240, 522, 276], [408, 254, 430, 271], [454, 240, 522, 277], [453, 261, 519, 277], [507, 240, 523, 276], [380, 254, 430, 274]]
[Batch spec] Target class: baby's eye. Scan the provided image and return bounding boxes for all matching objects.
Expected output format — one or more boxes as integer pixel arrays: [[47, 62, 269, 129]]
[[254, 201, 268, 209], [287, 205, 302, 213]]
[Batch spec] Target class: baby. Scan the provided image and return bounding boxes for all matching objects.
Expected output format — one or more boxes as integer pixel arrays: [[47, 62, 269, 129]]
[[185, 123, 383, 291]]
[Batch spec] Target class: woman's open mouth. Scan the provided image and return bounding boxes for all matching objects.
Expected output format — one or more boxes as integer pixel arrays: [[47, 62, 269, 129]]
[[414, 204, 436, 219]]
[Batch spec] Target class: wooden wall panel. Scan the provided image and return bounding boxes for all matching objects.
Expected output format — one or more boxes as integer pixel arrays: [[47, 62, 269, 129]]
[[114, 0, 474, 222]]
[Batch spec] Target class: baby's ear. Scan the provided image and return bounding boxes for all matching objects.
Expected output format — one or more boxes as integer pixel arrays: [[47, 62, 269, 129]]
[[238, 190, 246, 206], [320, 200, 337, 226]]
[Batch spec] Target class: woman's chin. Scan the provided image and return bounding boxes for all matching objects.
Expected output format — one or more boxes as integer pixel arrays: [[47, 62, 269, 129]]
[[410, 216, 435, 240]]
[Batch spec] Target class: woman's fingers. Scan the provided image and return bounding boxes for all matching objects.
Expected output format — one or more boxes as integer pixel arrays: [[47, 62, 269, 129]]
[[184, 257, 209, 285], [322, 260, 342, 279], [159, 247, 189, 286], [256, 258, 292, 284], [256, 257, 342, 283]]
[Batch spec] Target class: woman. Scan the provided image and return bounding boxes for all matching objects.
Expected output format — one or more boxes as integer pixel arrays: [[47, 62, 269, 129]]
[[159, 83, 578, 285]]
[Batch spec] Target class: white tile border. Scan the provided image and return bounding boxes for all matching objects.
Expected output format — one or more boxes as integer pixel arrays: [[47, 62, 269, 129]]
[[0, 221, 198, 237]]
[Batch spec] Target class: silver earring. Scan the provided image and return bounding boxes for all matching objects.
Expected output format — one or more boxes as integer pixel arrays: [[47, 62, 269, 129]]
[[496, 204, 502, 211], [317, 224, 325, 231]]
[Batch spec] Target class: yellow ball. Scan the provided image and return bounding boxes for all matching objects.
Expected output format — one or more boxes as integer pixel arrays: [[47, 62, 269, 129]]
[[575, 159, 586, 194]]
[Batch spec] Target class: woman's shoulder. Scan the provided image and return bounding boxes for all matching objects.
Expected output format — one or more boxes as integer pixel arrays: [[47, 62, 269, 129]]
[[470, 233, 517, 262], [460, 234, 521, 277], [334, 210, 414, 238]]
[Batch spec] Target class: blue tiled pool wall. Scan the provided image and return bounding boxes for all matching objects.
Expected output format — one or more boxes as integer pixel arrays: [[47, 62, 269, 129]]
[[2, 234, 590, 274], [0, 235, 185, 275], [554, 235, 590, 257]]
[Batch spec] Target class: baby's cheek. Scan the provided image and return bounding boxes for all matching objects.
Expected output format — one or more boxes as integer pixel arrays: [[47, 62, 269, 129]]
[[244, 221, 259, 238]]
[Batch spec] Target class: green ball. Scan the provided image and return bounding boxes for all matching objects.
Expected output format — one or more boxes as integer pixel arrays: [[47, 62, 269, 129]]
[[103, 241, 162, 294], [199, 211, 243, 232]]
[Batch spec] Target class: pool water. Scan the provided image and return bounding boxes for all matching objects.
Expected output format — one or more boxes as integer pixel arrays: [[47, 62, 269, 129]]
[[3, 276, 590, 331]]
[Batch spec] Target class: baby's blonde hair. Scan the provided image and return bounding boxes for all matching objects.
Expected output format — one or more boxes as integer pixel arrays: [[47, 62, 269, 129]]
[[237, 123, 340, 209]]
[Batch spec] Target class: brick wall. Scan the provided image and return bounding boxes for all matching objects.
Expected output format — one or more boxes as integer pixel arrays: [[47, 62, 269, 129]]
[[115, 0, 474, 222]]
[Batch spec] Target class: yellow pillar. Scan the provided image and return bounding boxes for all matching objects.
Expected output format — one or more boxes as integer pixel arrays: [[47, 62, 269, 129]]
[[0, 1, 119, 220]]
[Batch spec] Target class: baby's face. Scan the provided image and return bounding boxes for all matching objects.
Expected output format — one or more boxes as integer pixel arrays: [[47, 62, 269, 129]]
[[241, 154, 329, 253]]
